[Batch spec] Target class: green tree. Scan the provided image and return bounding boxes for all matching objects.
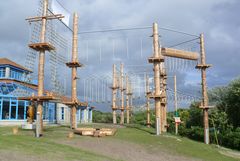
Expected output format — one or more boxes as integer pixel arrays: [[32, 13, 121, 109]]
[[225, 78, 240, 128], [186, 102, 203, 128]]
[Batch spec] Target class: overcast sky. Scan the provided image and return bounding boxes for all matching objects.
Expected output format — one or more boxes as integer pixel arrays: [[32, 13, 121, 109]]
[[0, 0, 239, 111]]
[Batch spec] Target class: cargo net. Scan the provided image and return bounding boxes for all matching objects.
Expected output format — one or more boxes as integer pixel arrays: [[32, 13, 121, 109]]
[[25, 0, 70, 96]]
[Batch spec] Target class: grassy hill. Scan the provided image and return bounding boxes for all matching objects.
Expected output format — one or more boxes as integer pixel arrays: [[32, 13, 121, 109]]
[[0, 124, 239, 161]]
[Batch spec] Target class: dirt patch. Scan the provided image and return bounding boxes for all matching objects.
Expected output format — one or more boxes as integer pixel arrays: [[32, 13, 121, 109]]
[[58, 137, 199, 161], [0, 151, 53, 161]]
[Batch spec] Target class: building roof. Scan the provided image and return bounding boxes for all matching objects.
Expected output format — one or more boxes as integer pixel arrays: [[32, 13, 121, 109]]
[[0, 58, 32, 73]]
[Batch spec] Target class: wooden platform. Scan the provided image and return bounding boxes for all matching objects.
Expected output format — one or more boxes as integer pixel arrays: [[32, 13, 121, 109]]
[[195, 64, 212, 69], [18, 95, 59, 101], [28, 42, 55, 51], [63, 100, 88, 107], [149, 93, 166, 99], [148, 56, 164, 63], [199, 105, 215, 109], [110, 86, 119, 90], [66, 62, 83, 68], [74, 128, 117, 137]]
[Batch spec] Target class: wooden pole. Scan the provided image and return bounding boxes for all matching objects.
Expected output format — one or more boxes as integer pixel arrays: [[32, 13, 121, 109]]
[[37, 0, 48, 135], [174, 75, 178, 135], [126, 75, 130, 124], [199, 33, 210, 144], [129, 81, 133, 118], [153, 23, 161, 135], [120, 63, 125, 124], [145, 74, 151, 128], [161, 67, 167, 132], [112, 64, 117, 124], [70, 12, 79, 129]]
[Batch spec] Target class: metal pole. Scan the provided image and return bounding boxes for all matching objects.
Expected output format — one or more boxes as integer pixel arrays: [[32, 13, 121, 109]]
[[174, 75, 178, 135], [120, 63, 125, 124], [153, 23, 161, 135], [71, 13, 78, 129], [112, 64, 117, 124], [200, 33, 210, 144], [37, 0, 48, 136]]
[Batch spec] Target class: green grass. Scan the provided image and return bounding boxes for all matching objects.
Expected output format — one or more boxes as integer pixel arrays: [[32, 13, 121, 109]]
[[0, 124, 239, 161], [114, 125, 239, 161], [0, 126, 118, 161]]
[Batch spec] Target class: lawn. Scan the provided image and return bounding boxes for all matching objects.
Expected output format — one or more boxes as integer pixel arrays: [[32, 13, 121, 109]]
[[0, 126, 118, 161], [0, 124, 239, 161]]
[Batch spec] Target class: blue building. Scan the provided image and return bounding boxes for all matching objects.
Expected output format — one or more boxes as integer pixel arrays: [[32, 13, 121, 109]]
[[0, 58, 93, 126]]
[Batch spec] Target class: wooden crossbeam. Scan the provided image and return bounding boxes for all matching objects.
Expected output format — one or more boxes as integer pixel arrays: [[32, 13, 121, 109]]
[[161, 47, 199, 60], [26, 14, 64, 22]]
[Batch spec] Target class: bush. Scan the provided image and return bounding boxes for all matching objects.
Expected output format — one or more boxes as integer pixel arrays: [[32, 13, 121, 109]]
[[179, 126, 204, 142], [221, 130, 240, 150]]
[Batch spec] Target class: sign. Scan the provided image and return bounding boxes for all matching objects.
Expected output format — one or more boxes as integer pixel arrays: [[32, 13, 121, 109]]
[[174, 117, 181, 123]]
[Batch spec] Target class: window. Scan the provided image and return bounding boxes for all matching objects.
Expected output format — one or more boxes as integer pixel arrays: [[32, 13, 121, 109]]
[[61, 107, 64, 120], [0, 97, 2, 120], [10, 98, 17, 119], [0, 68, 5, 78], [18, 101, 25, 120], [10, 69, 23, 81], [2, 98, 10, 120]]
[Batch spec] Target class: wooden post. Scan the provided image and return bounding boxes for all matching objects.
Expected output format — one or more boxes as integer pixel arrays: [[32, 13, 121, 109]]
[[37, 0, 48, 135], [129, 81, 133, 118], [174, 75, 178, 135], [199, 33, 210, 144], [112, 64, 117, 124], [70, 12, 79, 129], [120, 63, 125, 124], [151, 23, 162, 135], [161, 67, 167, 132], [126, 75, 130, 124], [145, 74, 151, 128], [36, 112, 40, 137]]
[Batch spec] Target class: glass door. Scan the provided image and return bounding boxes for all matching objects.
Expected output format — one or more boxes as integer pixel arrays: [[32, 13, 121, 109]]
[[10, 98, 18, 120]]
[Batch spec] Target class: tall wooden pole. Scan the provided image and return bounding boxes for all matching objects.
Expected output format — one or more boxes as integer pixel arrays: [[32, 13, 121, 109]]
[[161, 68, 167, 132], [199, 33, 210, 144], [129, 81, 133, 118], [70, 13, 79, 129], [145, 74, 151, 128], [112, 64, 117, 124], [149, 22, 162, 135], [126, 75, 130, 124], [174, 75, 178, 135], [120, 63, 125, 124], [37, 0, 48, 135]]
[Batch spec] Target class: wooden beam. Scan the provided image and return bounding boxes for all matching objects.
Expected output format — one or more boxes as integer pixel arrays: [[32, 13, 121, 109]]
[[26, 14, 64, 22], [161, 47, 199, 60]]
